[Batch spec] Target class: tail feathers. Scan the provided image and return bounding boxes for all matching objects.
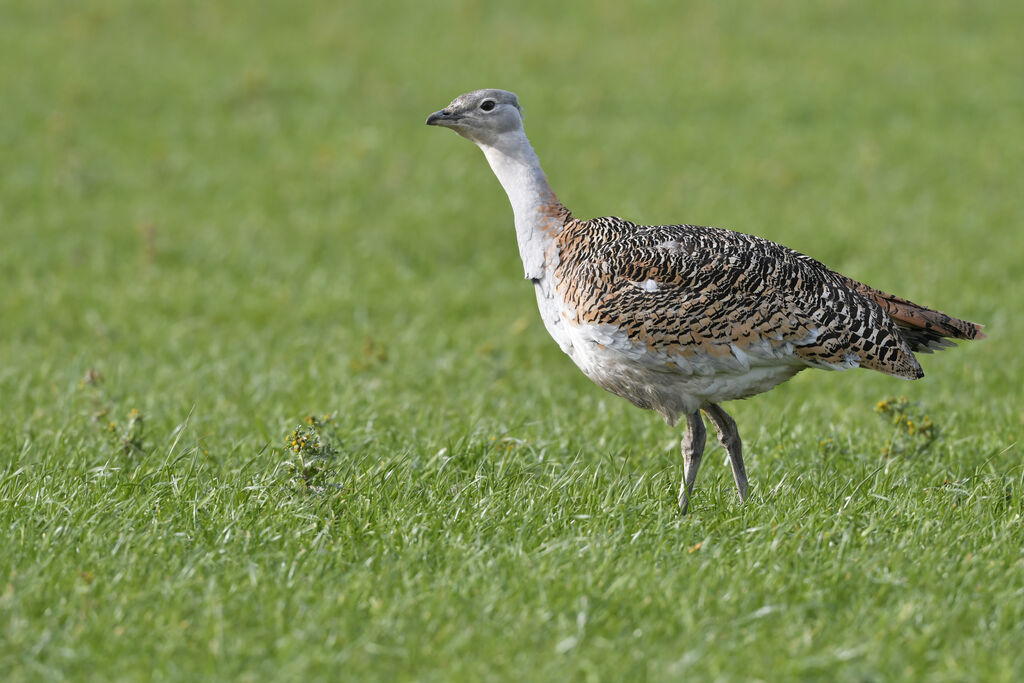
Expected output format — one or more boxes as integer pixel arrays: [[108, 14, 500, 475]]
[[896, 326, 958, 354], [843, 277, 986, 353]]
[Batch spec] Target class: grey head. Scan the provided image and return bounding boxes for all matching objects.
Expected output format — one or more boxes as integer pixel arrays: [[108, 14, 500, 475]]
[[426, 89, 524, 145]]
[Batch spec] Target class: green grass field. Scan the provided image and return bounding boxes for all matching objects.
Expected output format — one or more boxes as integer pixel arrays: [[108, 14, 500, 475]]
[[2, 1, 1022, 680]]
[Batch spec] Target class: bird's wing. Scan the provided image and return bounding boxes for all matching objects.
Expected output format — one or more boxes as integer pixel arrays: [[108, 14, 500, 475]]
[[554, 220, 923, 378]]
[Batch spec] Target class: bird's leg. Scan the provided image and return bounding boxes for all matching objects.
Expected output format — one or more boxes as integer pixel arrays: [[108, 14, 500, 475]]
[[702, 403, 748, 502], [678, 411, 707, 514]]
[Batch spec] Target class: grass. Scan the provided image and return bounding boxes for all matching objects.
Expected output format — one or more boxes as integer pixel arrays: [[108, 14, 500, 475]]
[[2, 0, 1022, 680]]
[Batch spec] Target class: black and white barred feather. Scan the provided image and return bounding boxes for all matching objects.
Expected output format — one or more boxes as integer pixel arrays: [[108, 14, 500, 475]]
[[551, 214, 983, 379]]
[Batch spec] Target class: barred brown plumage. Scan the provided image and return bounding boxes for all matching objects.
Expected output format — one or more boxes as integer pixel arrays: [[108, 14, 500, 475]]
[[427, 88, 984, 513]]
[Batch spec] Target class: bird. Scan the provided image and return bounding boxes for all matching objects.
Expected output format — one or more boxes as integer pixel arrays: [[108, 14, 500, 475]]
[[426, 88, 984, 512]]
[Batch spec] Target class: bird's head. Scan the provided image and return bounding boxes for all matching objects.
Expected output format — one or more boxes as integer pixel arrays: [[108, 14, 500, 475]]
[[426, 89, 524, 145]]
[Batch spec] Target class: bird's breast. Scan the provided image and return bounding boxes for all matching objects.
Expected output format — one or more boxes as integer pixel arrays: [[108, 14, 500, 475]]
[[532, 275, 577, 357]]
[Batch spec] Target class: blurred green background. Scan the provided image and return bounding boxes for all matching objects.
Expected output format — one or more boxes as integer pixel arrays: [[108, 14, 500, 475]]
[[1, 1, 1021, 680]]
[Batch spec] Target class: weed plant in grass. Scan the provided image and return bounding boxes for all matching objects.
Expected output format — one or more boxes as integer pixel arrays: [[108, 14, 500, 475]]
[[1, 1, 1022, 681]]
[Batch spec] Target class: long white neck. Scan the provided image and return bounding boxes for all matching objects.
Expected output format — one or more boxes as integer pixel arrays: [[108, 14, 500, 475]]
[[476, 130, 566, 280]]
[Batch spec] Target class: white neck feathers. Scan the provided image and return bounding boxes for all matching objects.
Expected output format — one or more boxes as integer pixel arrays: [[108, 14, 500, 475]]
[[476, 130, 565, 280]]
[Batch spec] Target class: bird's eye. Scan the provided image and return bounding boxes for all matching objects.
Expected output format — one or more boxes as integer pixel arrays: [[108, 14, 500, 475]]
[[480, 100, 496, 112]]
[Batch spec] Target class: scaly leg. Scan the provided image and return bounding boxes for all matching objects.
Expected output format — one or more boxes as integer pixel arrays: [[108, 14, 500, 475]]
[[678, 411, 707, 514], [702, 403, 747, 502]]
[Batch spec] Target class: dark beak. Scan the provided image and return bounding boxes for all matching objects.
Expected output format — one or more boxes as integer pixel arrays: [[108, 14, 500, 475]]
[[426, 109, 459, 126]]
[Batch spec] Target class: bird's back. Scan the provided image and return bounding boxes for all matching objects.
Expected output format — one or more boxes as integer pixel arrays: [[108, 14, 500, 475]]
[[550, 217, 981, 387]]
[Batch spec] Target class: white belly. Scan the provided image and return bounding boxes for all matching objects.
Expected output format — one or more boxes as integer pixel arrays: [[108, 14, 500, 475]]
[[532, 279, 803, 425], [569, 336, 802, 425]]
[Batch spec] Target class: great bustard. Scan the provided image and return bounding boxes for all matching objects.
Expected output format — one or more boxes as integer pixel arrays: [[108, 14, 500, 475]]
[[426, 89, 984, 512]]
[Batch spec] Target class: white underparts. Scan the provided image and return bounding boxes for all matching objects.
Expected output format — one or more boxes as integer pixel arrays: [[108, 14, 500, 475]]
[[562, 321, 808, 423]]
